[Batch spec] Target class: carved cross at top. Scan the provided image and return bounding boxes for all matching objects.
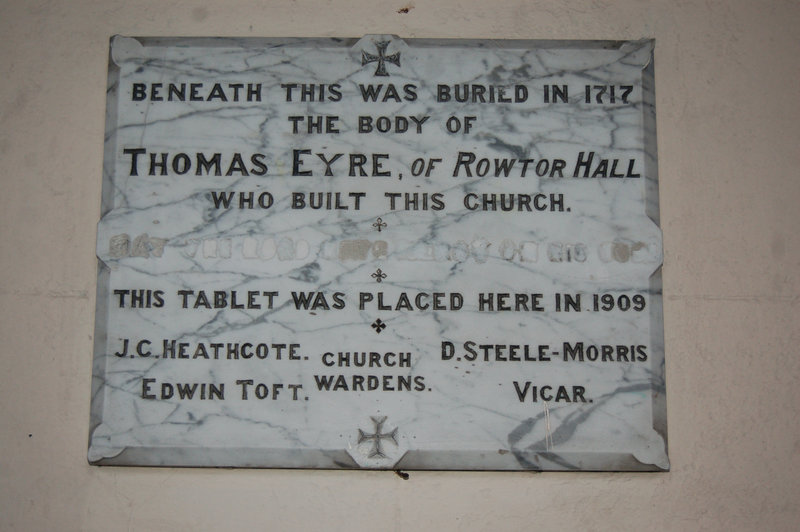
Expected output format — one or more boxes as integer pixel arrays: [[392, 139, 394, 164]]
[[362, 41, 400, 77], [358, 416, 398, 458]]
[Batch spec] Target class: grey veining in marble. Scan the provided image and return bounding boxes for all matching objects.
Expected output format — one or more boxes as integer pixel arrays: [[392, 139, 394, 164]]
[[90, 35, 667, 471]]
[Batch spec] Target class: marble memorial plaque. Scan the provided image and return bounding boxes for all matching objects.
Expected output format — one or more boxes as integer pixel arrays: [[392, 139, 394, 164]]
[[89, 36, 667, 471]]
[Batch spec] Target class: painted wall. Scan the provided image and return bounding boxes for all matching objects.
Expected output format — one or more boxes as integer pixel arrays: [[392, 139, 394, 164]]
[[1, 0, 798, 530]]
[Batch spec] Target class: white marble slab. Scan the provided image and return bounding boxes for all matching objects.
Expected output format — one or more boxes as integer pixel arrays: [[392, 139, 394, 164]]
[[89, 36, 667, 471]]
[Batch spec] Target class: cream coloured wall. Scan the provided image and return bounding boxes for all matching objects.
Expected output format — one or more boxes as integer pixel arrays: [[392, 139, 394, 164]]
[[1, 0, 798, 530]]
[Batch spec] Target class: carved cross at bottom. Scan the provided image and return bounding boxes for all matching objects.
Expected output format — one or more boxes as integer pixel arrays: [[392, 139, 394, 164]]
[[358, 416, 398, 458]]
